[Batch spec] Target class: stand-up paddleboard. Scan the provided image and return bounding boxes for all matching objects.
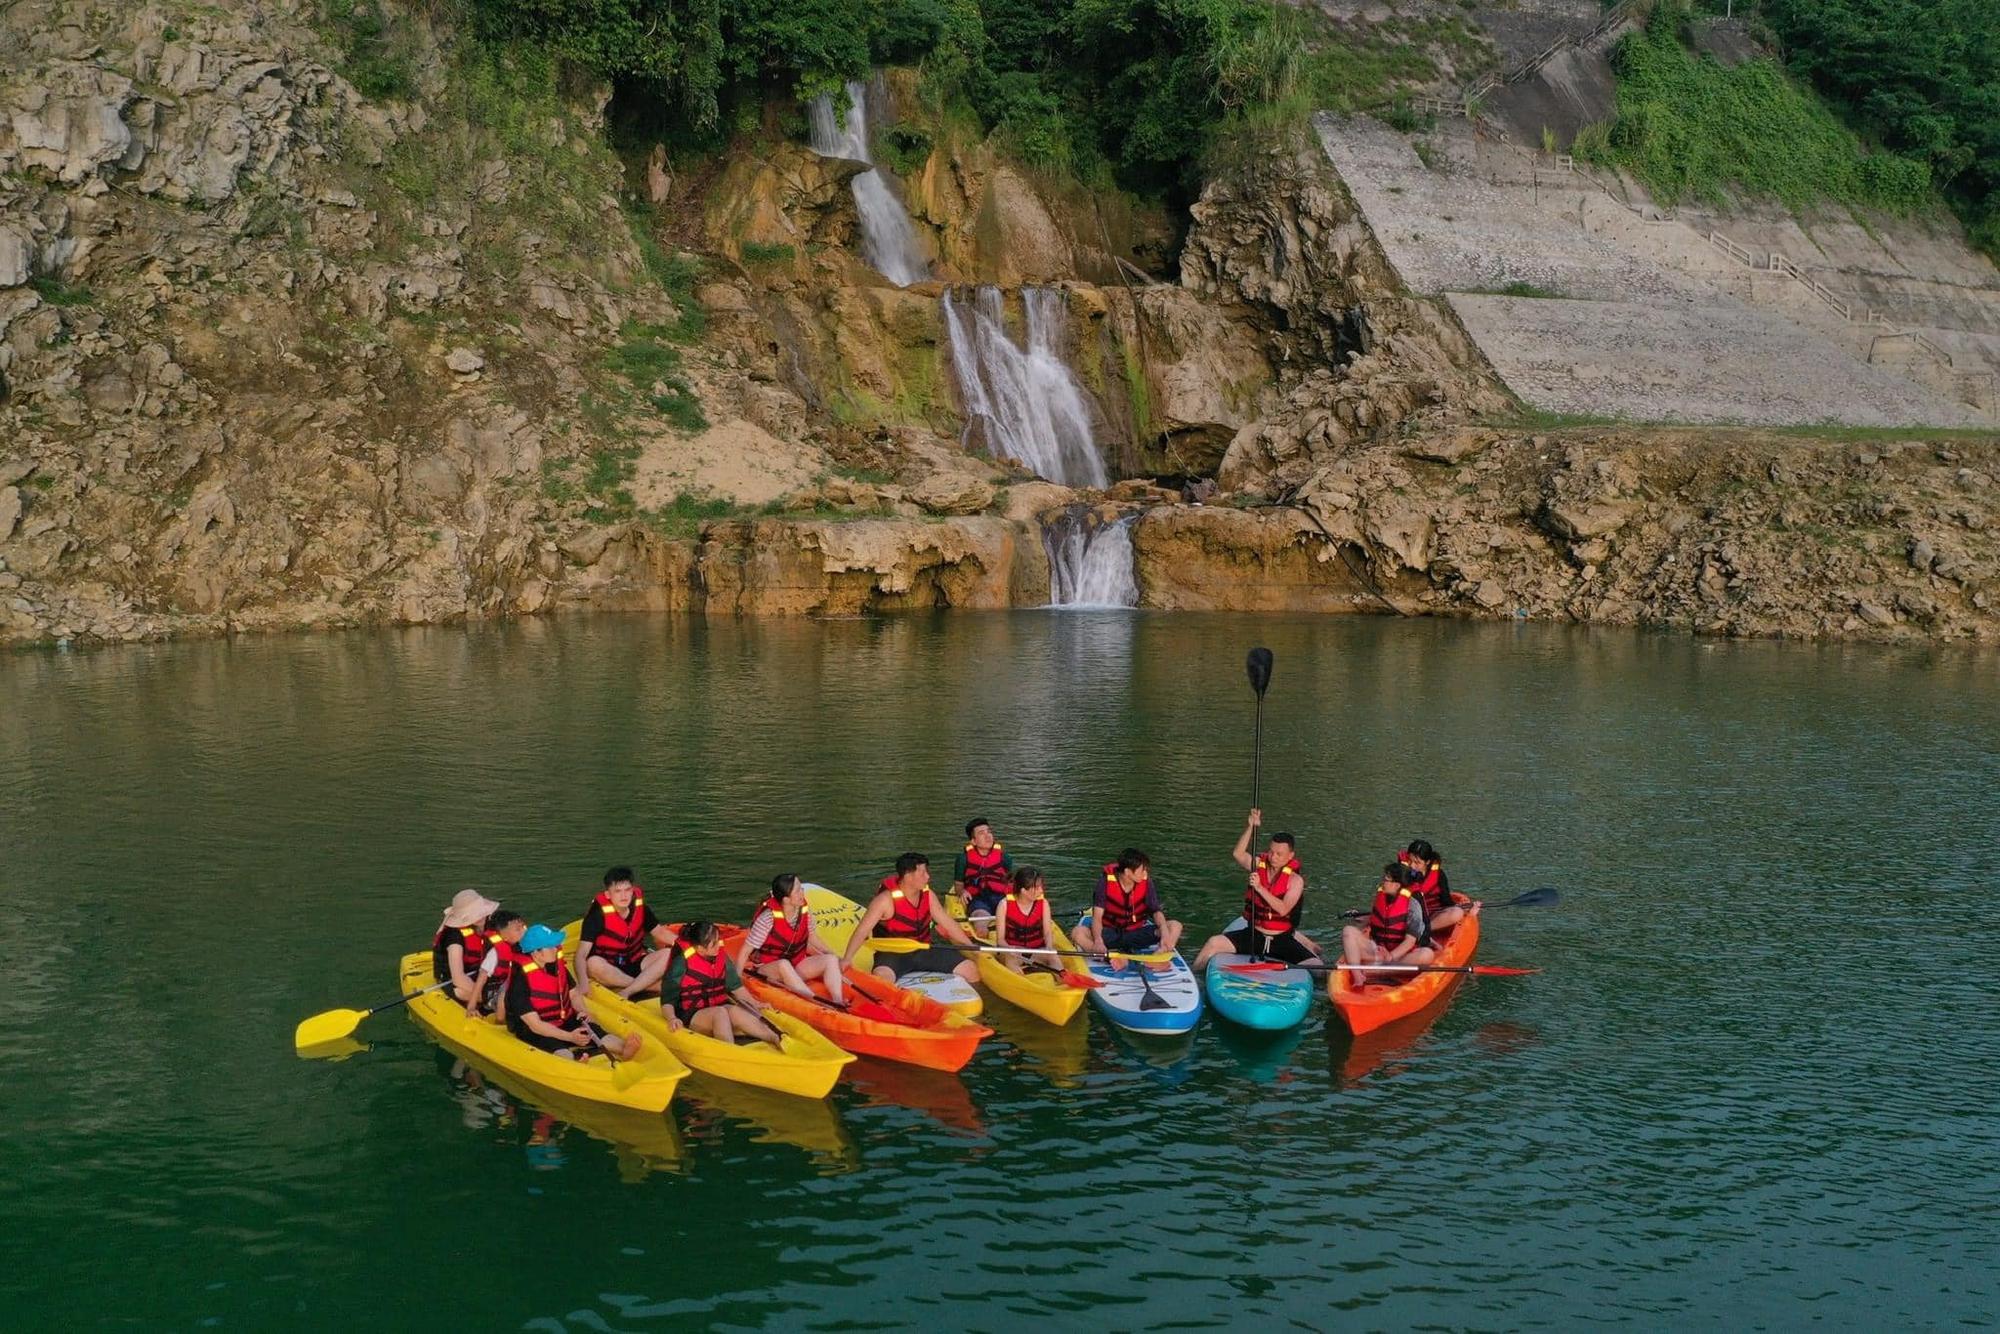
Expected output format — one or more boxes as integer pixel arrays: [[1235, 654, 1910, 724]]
[[1203, 916, 1313, 1031], [1073, 909, 1201, 1034], [808, 884, 984, 1017]]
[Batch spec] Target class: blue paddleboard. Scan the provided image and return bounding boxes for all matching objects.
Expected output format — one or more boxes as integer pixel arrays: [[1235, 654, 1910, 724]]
[[1075, 910, 1202, 1034], [1203, 917, 1313, 1031]]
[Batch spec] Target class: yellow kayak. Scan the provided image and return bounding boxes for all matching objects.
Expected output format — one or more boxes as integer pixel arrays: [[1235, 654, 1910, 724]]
[[809, 885, 985, 1017], [397, 951, 688, 1113], [949, 895, 1090, 1026], [584, 986, 855, 1100]]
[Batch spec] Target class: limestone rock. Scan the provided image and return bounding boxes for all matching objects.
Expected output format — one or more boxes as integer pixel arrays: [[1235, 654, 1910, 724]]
[[909, 473, 997, 516], [444, 347, 484, 375], [0, 485, 20, 539]]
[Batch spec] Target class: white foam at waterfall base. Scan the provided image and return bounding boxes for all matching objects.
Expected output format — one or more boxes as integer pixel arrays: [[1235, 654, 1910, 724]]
[[1044, 512, 1138, 609], [943, 286, 1108, 488], [805, 80, 929, 287]]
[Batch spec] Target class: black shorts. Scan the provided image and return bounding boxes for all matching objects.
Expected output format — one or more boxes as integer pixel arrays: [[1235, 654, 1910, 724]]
[[879, 944, 967, 977], [516, 1022, 594, 1056], [966, 890, 1005, 919], [1101, 922, 1161, 953], [1223, 926, 1318, 964]]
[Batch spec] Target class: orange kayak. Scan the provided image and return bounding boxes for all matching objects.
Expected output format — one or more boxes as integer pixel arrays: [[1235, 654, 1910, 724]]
[[719, 926, 992, 1073], [1329, 911, 1481, 1035]]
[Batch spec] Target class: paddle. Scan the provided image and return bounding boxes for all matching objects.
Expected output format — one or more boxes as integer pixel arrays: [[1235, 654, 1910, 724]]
[[871, 936, 1173, 966], [294, 981, 450, 1050], [1337, 886, 1560, 921], [1244, 647, 1274, 962], [1224, 960, 1539, 977], [1023, 962, 1105, 990]]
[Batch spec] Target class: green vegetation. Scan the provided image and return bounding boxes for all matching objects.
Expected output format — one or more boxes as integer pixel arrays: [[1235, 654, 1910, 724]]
[[323, 0, 416, 100], [643, 491, 745, 536], [1576, 5, 1932, 216], [1467, 280, 1567, 299], [604, 321, 707, 432], [1757, 0, 2000, 255], [739, 241, 796, 263], [30, 275, 94, 306], [468, 0, 1463, 204], [629, 216, 708, 342]]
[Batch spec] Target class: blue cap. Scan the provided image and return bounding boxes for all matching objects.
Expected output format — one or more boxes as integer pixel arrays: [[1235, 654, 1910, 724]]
[[521, 924, 566, 953]]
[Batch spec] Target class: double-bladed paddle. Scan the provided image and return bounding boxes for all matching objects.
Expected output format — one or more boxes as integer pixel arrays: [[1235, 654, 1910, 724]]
[[1337, 885, 1559, 921], [870, 936, 1115, 986], [295, 981, 450, 1050], [1223, 959, 1538, 977]]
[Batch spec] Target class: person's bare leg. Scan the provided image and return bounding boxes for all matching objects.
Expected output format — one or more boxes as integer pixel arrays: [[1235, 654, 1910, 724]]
[[617, 950, 674, 1000]]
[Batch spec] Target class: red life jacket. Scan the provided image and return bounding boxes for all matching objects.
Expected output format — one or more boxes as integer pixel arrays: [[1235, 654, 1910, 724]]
[[961, 842, 1009, 901], [1245, 855, 1303, 933], [486, 935, 524, 991], [750, 900, 811, 965], [1409, 863, 1447, 916], [1100, 864, 1153, 932], [1001, 893, 1047, 948], [873, 877, 933, 942], [432, 923, 489, 983], [517, 957, 577, 1029], [673, 946, 732, 1018], [1368, 886, 1417, 949], [588, 889, 651, 968]]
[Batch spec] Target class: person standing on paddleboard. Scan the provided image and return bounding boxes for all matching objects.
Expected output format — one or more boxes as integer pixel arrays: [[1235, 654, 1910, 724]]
[[1072, 848, 1183, 969], [950, 819, 1013, 927], [844, 852, 982, 986], [1193, 810, 1319, 967]]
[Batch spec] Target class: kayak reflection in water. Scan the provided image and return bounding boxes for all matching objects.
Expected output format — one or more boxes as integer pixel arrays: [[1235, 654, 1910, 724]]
[[1072, 848, 1183, 970], [845, 852, 982, 985], [988, 867, 1060, 974], [735, 874, 848, 1008], [663, 921, 786, 1049], [1340, 863, 1437, 982]]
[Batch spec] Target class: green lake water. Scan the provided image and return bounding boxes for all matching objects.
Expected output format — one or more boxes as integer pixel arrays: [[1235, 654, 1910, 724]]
[[4, 612, 1998, 1328]]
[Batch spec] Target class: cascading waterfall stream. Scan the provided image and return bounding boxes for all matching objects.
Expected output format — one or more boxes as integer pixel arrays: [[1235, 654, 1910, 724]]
[[805, 80, 929, 288], [942, 286, 1109, 489], [1042, 506, 1138, 608]]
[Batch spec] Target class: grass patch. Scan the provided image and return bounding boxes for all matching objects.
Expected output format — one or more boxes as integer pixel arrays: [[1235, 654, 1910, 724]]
[[1122, 342, 1155, 443], [643, 491, 749, 537], [1574, 4, 1934, 216], [739, 241, 796, 264], [1463, 281, 1568, 299], [321, 0, 415, 100], [877, 125, 933, 176], [629, 214, 706, 343], [603, 322, 706, 433], [30, 275, 93, 307]]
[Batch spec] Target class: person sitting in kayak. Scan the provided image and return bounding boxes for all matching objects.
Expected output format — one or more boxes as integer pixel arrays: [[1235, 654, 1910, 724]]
[[989, 866, 1060, 974], [663, 921, 785, 1048], [734, 873, 847, 1009], [844, 852, 982, 986], [575, 866, 679, 998], [1193, 810, 1319, 967], [1072, 849, 1183, 969], [1339, 862, 1438, 982], [433, 889, 500, 1008], [471, 909, 527, 1018], [951, 818, 1013, 926], [1403, 839, 1480, 933], [504, 924, 644, 1061]]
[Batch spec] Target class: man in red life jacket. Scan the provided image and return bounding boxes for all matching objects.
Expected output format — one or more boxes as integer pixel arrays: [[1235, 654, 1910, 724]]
[[1404, 839, 1480, 932], [951, 818, 1014, 925], [1072, 848, 1184, 968], [575, 866, 680, 999], [1193, 809, 1319, 967], [471, 909, 528, 1017], [1341, 862, 1438, 980], [733, 873, 848, 1007], [662, 921, 784, 1047], [504, 924, 643, 1061], [843, 851, 982, 985], [432, 888, 500, 1007]]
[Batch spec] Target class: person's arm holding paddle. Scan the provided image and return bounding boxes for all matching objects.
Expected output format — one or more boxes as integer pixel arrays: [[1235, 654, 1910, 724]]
[[1232, 809, 1261, 872]]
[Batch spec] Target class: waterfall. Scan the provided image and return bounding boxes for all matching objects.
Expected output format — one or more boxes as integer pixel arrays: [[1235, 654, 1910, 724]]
[[805, 80, 929, 287], [942, 286, 1109, 488], [1042, 507, 1139, 609]]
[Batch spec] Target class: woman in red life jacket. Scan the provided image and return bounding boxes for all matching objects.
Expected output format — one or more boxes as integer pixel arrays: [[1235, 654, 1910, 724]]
[[733, 873, 848, 1007], [991, 866, 1060, 974], [1072, 848, 1184, 968], [1338, 862, 1438, 986], [575, 866, 681, 999], [1405, 839, 1480, 932], [432, 888, 500, 1007], [504, 924, 644, 1061], [471, 910, 529, 1018], [662, 921, 785, 1048], [842, 852, 983, 986], [951, 818, 1015, 924], [1193, 809, 1321, 968]]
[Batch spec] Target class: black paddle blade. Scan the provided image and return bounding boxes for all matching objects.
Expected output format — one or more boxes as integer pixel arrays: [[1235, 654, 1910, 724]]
[[1134, 967, 1173, 1010], [1246, 646, 1274, 697], [1506, 886, 1560, 908]]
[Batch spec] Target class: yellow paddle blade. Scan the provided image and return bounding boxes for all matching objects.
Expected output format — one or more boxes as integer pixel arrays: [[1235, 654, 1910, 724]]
[[611, 1058, 647, 1092], [866, 937, 926, 952], [1107, 950, 1173, 964], [294, 1008, 369, 1049]]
